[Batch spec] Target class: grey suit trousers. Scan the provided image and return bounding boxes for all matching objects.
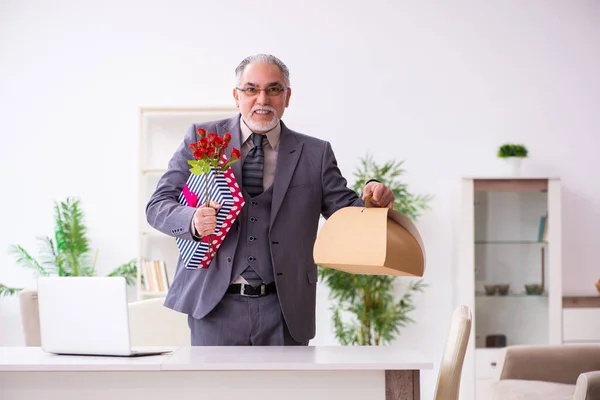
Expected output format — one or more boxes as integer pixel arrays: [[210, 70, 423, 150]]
[[187, 291, 308, 346]]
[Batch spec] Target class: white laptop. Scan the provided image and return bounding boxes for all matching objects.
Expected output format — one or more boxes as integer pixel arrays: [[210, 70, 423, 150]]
[[37, 276, 172, 357]]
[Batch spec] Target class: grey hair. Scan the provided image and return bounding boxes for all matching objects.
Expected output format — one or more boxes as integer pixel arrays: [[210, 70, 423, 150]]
[[235, 54, 291, 88]]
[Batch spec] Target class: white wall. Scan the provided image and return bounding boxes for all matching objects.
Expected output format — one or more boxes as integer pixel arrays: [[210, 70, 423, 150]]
[[1, 0, 600, 398]]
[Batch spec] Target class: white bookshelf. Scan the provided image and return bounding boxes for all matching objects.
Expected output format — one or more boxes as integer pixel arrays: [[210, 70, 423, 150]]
[[457, 177, 562, 400], [137, 107, 239, 300]]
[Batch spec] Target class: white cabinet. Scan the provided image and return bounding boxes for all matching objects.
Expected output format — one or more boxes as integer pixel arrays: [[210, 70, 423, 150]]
[[458, 178, 562, 400], [474, 348, 505, 400], [137, 107, 238, 300], [561, 297, 600, 343], [475, 348, 505, 380]]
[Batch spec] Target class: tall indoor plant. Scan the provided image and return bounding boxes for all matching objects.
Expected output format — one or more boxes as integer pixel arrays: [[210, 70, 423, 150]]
[[318, 153, 433, 345], [0, 197, 136, 296]]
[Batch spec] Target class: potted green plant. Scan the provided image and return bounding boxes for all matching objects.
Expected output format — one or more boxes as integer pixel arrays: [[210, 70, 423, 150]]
[[497, 143, 528, 175], [0, 197, 136, 296], [318, 153, 432, 345]]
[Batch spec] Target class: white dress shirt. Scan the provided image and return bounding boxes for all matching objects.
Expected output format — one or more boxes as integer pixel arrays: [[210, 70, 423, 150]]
[[238, 116, 281, 191]]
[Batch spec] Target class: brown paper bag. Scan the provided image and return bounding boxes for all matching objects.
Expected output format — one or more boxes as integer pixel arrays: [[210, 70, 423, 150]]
[[313, 197, 426, 277]]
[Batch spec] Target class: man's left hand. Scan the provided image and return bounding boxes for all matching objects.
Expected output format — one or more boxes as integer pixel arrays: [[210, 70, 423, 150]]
[[362, 181, 395, 209]]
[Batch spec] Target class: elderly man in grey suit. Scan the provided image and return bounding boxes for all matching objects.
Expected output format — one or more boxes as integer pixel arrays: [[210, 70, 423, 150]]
[[146, 54, 394, 346]]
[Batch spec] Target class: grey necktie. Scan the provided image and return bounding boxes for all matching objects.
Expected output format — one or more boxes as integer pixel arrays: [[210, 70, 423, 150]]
[[242, 133, 265, 197]]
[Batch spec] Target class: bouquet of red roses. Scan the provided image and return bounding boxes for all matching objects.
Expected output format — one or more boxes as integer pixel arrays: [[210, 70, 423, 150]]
[[175, 128, 244, 269], [188, 129, 241, 208]]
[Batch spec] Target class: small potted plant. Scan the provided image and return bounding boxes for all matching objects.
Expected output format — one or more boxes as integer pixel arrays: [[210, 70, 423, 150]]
[[497, 143, 528, 175]]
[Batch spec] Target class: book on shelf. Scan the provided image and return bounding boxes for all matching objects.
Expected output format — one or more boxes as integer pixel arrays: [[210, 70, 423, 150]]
[[141, 259, 170, 292]]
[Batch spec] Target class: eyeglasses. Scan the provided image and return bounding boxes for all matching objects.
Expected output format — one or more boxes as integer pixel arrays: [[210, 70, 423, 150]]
[[236, 86, 286, 97]]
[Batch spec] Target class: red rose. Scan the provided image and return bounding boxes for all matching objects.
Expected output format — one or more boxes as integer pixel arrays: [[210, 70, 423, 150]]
[[197, 128, 207, 137], [223, 133, 232, 143], [193, 148, 205, 159], [231, 148, 241, 159], [190, 141, 203, 153]]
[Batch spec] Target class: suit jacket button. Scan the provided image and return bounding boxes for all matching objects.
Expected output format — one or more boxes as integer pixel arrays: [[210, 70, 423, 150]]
[[227, 257, 232, 263]]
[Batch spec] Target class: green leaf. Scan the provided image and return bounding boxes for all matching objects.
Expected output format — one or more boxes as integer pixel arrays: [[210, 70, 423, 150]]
[[107, 259, 137, 285], [190, 166, 203, 175], [7, 244, 51, 276], [53, 197, 90, 276], [0, 284, 23, 297], [219, 158, 240, 172], [7, 197, 138, 288], [497, 143, 528, 158]]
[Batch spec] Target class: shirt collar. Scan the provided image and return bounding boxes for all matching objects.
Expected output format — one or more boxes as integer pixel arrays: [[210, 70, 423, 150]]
[[239, 115, 281, 149]]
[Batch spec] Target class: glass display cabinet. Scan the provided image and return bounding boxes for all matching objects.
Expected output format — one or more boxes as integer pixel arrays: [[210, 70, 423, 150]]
[[458, 177, 562, 400]]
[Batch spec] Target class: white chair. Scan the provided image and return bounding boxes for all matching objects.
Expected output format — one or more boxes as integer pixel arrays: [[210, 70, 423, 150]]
[[432, 305, 473, 400], [19, 288, 41, 346], [127, 297, 191, 346]]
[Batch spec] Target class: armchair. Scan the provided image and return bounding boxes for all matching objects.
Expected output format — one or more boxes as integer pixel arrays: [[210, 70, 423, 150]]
[[490, 344, 600, 400]]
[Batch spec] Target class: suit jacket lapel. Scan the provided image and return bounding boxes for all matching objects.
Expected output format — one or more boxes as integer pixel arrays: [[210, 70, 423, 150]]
[[218, 115, 243, 188], [270, 122, 303, 226]]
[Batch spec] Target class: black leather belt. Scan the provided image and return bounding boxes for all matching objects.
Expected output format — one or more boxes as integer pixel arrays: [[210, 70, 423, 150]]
[[227, 282, 276, 297]]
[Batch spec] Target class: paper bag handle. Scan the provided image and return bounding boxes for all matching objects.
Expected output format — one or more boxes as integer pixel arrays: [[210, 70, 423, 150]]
[[364, 194, 374, 208]]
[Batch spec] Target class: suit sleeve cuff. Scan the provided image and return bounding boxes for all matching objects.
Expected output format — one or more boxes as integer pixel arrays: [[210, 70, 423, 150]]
[[190, 217, 203, 241]]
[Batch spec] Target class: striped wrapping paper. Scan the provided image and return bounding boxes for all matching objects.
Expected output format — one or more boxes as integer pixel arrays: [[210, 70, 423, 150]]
[[176, 164, 244, 269]]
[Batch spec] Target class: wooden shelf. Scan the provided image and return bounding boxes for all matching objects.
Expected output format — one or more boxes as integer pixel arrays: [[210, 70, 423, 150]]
[[475, 240, 547, 245], [563, 296, 600, 308], [474, 178, 548, 192]]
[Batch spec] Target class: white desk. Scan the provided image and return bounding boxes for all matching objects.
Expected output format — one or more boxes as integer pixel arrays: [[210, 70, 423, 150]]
[[0, 346, 433, 400]]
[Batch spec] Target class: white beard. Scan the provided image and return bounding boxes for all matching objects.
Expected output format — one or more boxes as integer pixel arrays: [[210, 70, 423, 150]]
[[243, 103, 282, 132], [244, 113, 280, 132]]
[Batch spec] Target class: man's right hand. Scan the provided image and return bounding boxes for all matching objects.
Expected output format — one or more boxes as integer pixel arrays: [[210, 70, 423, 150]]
[[193, 201, 221, 237]]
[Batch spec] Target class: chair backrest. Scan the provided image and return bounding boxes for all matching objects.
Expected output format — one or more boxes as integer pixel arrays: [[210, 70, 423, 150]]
[[19, 289, 42, 346], [128, 298, 191, 346], [574, 371, 600, 400], [433, 305, 473, 400]]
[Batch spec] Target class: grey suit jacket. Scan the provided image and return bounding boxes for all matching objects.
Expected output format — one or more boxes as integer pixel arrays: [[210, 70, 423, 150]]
[[146, 115, 364, 343]]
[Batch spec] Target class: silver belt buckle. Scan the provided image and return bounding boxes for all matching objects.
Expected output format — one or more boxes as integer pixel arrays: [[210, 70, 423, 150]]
[[239, 283, 266, 297]]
